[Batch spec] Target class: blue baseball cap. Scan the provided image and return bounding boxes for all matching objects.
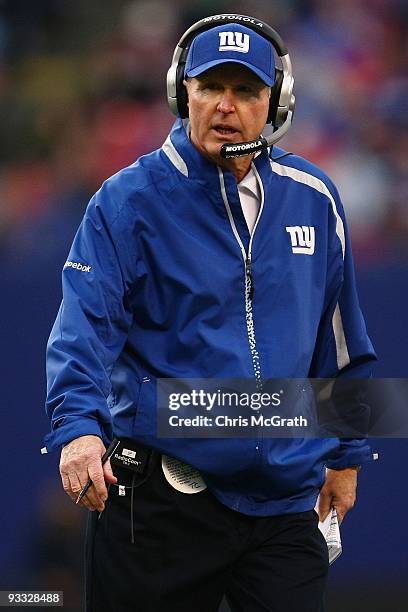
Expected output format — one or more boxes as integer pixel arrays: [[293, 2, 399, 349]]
[[185, 24, 275, 86]]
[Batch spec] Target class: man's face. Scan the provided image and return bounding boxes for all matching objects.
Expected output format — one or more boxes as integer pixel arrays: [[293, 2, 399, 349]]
[[184, 64, 271, 167]]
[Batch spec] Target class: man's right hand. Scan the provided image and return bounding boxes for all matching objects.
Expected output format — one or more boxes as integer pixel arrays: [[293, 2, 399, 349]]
[[60, 435, 117, 512]]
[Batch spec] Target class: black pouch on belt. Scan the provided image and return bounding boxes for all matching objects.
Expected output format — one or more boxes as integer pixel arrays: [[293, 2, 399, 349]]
[[110, 438, 151, 475], [105, 439, 157, 543]]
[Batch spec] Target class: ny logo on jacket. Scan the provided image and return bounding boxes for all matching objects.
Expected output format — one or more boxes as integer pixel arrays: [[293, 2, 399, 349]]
[[286, 226, 315, 255]]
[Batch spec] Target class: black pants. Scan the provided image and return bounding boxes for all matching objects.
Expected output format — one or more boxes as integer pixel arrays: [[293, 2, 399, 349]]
[[85, 454, 328, 612]]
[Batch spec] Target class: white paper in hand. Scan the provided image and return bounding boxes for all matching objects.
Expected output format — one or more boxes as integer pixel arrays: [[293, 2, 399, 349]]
[[316, 506, 342, 564]]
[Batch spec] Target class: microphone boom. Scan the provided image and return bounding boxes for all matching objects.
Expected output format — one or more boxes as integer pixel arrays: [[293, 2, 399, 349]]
[[221, 137, 268, 159]]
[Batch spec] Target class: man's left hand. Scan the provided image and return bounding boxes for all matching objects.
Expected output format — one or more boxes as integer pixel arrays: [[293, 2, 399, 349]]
[[317, 467, 358, 524]]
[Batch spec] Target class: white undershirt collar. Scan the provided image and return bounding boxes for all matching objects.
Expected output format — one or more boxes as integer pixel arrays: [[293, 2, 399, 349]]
[[238, 164, 261, 234]]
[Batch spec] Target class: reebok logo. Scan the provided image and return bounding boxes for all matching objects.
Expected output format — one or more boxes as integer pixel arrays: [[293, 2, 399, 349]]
[[286, 226, 315, 255], [63, 260, 92, 272], [218, 31, 250, 53], [122, 448, 136, 459]]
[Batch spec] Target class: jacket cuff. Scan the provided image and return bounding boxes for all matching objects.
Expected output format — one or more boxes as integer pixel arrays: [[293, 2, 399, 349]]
[[326, 439, 378, 470], [41, 415, 113, 454]]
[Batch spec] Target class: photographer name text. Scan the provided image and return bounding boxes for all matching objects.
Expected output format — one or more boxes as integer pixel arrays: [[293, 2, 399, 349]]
[[168, 415, 308, 428]]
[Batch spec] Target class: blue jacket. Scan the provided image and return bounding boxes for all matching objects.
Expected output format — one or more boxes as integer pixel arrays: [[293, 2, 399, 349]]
[[45, 119, 376, 516]]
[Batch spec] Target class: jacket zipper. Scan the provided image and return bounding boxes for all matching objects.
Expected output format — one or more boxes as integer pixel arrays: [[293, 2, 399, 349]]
[[218, 165, 265, 381], [246, 256, 254, 301]]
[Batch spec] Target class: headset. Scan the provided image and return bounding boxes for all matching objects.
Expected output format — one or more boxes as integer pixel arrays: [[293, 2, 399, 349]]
[[167, 14, 295, 158]]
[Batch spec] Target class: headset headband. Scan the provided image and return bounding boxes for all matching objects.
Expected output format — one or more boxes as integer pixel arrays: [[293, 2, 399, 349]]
[[177, 14, 288, 56]]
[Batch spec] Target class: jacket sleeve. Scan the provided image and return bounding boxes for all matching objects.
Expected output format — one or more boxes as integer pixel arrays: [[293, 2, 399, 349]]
[[44, 182, 134, 452], [309, 178, 377, 468]]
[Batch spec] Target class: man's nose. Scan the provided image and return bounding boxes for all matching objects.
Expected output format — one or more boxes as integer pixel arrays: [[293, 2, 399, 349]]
[[217, 89, 236, 114]]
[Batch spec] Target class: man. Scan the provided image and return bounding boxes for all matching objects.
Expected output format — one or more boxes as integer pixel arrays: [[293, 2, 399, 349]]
[[44, 15, 376, 612]]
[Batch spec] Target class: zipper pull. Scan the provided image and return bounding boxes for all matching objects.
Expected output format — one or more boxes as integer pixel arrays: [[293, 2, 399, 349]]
[[246, 257, 255, 301]]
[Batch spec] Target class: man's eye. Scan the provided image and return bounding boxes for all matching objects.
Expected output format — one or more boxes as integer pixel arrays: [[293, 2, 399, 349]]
[[201, 83, 220, 91], [237, 86, 256, 95]]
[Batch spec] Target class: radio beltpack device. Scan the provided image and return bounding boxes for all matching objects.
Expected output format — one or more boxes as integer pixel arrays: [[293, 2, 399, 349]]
[[110, 438, 150, 475]]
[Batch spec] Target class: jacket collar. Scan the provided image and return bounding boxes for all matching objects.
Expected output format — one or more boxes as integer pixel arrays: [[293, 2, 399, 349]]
[[162, 118, 220, 182]]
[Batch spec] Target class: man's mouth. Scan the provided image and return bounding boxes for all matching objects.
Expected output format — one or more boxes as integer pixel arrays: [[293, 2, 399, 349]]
[[212, 125, 239, 137]]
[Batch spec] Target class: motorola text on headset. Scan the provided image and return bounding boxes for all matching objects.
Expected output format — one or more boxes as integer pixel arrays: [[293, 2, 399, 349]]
[[167, 14, 296, 159]]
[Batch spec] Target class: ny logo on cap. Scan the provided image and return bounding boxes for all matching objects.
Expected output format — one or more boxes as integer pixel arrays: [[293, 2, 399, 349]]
[[218, 32, 250, 54]]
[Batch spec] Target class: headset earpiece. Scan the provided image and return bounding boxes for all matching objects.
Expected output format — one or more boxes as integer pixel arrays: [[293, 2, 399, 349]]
[[267, 68, 283, 125], [176, 61, 189, 118]]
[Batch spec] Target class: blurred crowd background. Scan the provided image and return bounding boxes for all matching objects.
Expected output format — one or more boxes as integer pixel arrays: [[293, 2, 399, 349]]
[[1, 0, 407, 267], [0, 1, 407, 611]]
